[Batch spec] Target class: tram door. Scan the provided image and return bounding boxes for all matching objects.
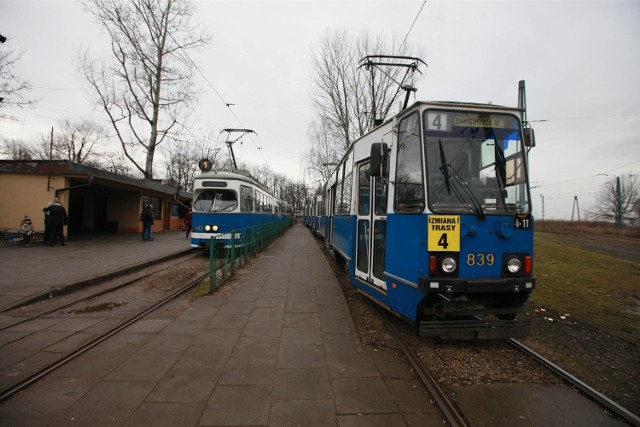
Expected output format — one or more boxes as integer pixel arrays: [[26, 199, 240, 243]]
[[355, 162, 388, 291]]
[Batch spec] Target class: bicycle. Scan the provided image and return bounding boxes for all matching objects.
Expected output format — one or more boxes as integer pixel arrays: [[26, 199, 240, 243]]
[[0, 228, 43, 247]]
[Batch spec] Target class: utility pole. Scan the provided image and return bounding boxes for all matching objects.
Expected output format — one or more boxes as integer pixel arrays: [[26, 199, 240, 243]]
[[571, 196, 580, 221], [47, 127, 54, 192], [539, 194, 545, 221]]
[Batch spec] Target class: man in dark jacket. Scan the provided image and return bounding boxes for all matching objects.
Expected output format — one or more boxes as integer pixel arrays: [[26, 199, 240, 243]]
[[48, 198, 68, 247], [140, 205, 154, 241], [42, 202, 53, 245]]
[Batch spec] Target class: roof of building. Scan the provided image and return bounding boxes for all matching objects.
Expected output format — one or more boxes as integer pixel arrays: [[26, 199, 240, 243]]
[[0, 160, 192, 200]]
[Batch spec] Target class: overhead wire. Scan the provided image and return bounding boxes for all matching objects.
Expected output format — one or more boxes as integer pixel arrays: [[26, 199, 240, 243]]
[[397, 0, 427, 54], [528, 112, 640, 123], [167, 32, 268, 166]]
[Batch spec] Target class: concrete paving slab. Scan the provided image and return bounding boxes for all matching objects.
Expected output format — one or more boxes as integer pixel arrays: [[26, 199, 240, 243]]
[[231, 336, 280, 358], [200, 385, 271, 426], [146, 368, 219, 403], [218, 357, 277, 385], [58, 380, 155, 424], [332, 377, 399, 414], [0, 377, 96, 422], [171, 345, 233, 371], [280, 327, 323, 346], [270, 399, 336, 427], [242, 320, 283, 337], [273, 367, 332, 400], [137, 333, 195, 355], [124, 402, 205, 427], [105, 354, 178, 382]]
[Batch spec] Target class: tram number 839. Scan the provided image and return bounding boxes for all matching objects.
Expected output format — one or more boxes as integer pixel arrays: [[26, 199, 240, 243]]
[[466, 253, 495, 266]]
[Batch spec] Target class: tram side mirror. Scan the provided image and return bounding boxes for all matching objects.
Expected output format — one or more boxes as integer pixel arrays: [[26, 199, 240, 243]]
[[370, 142, 389, 178], [523, 127, 536, 148]]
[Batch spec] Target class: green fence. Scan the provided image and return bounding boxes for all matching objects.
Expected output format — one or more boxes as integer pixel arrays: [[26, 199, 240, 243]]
[[208, 219, 292, 292]]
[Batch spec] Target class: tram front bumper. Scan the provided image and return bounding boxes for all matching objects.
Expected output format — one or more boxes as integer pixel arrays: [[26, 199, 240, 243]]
[[418, 277, 535, 293]]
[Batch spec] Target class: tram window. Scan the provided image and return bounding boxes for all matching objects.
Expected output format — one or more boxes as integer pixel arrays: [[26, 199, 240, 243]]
[[394, 112, 424, 213], [240, 185, 253, 212], [358, 164, 370, 216], [193, 190, 238, 212]]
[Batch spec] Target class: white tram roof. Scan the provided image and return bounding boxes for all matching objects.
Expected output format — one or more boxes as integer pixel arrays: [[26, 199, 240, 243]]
[[194, 169, 275, 198]]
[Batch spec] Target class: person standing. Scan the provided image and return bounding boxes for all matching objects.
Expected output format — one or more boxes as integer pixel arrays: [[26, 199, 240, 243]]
[[48, 198, 68, 247], [184, 210, 192, 238], [140, 204, 155, 241], [20, 215, 34, 247], [42, 201, 53, 245]]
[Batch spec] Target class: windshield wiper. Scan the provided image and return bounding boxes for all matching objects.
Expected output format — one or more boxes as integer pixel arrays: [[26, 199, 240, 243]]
[[438, 139, 486, 220], [438, 140, 452, 195]]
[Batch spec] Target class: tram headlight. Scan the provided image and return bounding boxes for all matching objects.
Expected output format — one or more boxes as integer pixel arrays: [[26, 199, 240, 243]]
[[507, 257, 522, 274], [205, 225, 211, 232], [441, 257, 457, 274], [204, 224, 219, 232]]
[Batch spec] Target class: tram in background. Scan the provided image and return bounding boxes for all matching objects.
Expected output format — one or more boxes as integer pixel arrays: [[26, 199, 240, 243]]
[[317, 80, 536, 339], [190, 167, 290, 251]]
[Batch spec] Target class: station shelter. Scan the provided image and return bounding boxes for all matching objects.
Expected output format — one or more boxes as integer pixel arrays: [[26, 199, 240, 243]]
[[0, 160, 192, 238]]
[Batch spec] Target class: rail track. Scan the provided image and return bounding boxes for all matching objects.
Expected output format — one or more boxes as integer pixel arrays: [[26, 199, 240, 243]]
[[376, 305, 640, 426], [0, 255, 211, 403]]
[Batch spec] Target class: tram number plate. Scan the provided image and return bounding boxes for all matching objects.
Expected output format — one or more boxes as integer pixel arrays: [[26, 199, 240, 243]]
[[514, 214, 532, 230], [428, 215, 460, 252]]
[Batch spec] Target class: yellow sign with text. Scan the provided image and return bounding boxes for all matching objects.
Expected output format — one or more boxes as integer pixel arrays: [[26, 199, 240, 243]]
[[427, 215, 461, 252]]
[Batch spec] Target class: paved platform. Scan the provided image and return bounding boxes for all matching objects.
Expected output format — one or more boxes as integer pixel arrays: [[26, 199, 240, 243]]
[[0, 231, 191, 312], [0, 225, 442, 426]]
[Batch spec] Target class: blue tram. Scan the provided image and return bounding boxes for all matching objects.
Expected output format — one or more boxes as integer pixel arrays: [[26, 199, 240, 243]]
[[190, 169, 289, 250], [319, 82, 536, 339]]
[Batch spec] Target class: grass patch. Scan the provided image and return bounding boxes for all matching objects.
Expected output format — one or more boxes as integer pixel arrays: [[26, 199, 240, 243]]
[[531, 232, 640, 343]]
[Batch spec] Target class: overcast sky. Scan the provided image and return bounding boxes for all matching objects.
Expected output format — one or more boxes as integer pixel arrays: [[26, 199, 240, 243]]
[[1, 0, 639, 220]]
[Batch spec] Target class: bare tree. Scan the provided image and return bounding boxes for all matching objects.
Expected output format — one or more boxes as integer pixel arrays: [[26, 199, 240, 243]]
[[163, 129, 225, 192], [310, 29, 423, 151], [100, 151, 134, 176], [588, 173, 639, 226], [34, 118, 106, 164], [305, 118, 342, 185], [0, 37, 37, 121], [78, 0, 209, 179], [0, 138, 36, 160]]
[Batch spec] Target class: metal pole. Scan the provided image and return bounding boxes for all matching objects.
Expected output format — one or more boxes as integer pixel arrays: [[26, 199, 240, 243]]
[[47, 127, 54, 192], [540, 194, 544, 221], [209, 236, 214, 292]]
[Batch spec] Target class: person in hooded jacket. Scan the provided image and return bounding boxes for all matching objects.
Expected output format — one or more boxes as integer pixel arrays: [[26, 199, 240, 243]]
[[48, 198, 68, 247], [20, 215, 34, 247]]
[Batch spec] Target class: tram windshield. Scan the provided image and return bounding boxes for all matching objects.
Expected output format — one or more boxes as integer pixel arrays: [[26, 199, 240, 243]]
[[193, 189, 238, 212], [423, 110, 530, 216]]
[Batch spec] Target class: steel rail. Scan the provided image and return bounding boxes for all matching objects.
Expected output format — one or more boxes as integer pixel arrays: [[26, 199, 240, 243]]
[[376, 306, 468, 427], [0, 271, 210, 403], [507, 338, 640, 427]]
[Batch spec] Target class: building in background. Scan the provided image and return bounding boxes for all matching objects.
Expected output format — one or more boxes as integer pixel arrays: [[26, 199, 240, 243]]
[[0, 160, 191, 238]]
